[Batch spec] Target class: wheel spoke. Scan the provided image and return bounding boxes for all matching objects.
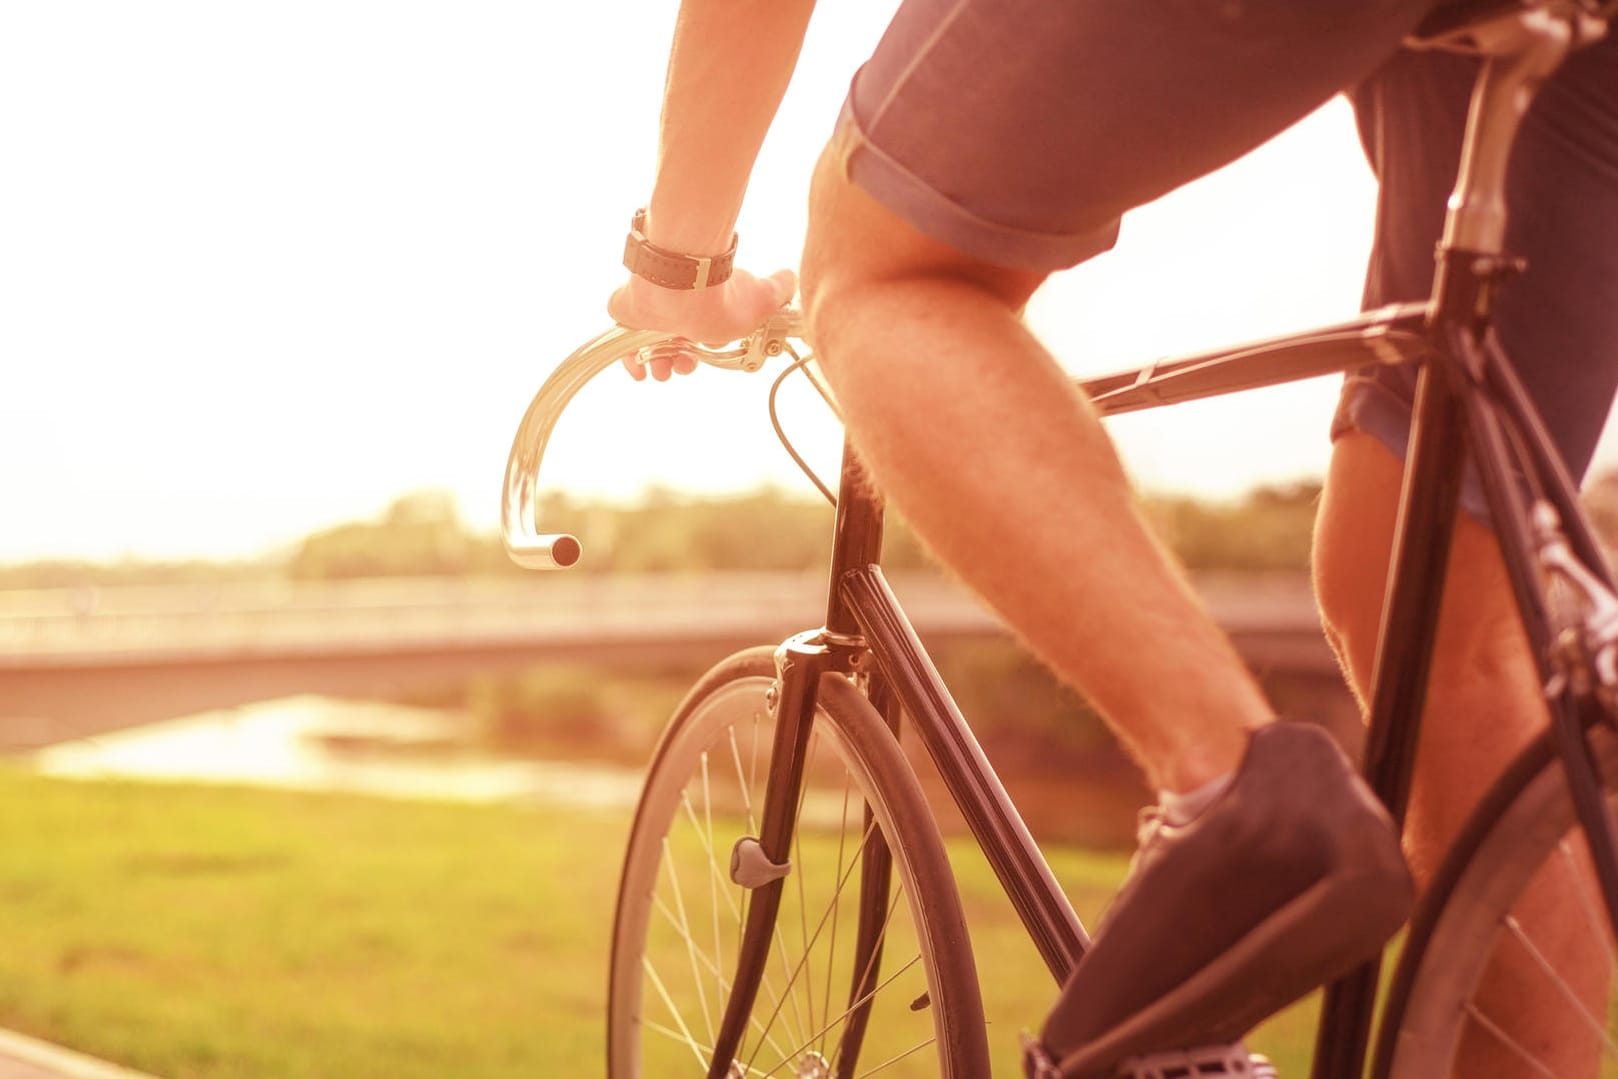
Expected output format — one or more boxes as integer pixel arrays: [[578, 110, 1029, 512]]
[[662, 772, 809, 1064], [760, 954, 927, 1079], [703, 753, 725, 1017], [730, 719, 758, 990], [651, 875, 798, 1064], [660, 834, 717, 1046], [769, 900, 811, 1054], [1558, 838, 1618, 983], [853, 1036, 941, 1079], [690, 754, 739, 1033], [643, 955, 714, 1072], [820, 780, 854, 1060], [834, 888, 906, 1077], [1499, 912, 1618, 1056], [1468, 1002, 1561, 1079], [639, 1018, 773, 1078], [677, 789, 743, 924], [726, 717, 759, 841], [747, 819, 889, 1078], [830, 889, 907, 1079], [794, 731, 820, 1046]]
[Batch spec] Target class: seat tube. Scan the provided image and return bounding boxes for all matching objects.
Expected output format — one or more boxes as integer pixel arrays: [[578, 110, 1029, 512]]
[[1357, 0, 1585, 827], [1312, 353, 1470, 1079]]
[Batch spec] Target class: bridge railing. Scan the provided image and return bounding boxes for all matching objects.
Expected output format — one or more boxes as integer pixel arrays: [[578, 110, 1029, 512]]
[[0, 572, 1324, 664]]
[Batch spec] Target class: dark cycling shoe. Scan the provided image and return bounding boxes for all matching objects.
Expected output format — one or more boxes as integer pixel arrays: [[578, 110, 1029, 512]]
[[1023, 721, 1413, 1079]]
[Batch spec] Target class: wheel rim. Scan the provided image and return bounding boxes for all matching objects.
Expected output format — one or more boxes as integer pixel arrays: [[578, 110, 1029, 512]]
[[1387, 726, 1618, 1079]]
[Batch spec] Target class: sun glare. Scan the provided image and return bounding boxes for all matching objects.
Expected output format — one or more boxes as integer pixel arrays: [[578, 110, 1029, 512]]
[[1, 3, 1543, 564]]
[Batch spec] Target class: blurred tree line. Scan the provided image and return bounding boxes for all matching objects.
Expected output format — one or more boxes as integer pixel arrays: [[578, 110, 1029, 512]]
[[0, 556, 270, 591], [281, 481, 1323, 581], [283, 487, 935, 579], [10, 469, 1618, 587]]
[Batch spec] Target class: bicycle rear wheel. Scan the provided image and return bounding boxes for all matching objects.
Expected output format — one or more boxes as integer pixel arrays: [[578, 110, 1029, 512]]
[[1379, 722, 1618, 1079], [607, 647, 989, 1078]]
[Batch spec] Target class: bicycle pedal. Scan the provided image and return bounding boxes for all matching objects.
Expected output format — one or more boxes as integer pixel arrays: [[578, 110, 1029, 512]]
[[1117, 1043, 1278, 1079]]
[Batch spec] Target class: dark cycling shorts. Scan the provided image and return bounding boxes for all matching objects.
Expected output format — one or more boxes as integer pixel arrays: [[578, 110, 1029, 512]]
[[837, 0, 1618, 504], [1337, 37, 1618, 510]]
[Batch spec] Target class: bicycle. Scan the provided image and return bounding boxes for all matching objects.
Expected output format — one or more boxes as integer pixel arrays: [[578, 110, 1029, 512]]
[[503, 2, 1618, 1076]]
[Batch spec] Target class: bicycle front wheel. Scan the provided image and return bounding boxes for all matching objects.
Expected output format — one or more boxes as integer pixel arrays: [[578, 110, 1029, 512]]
[[1380, 722, 1618, 1079], [607, 647, 989, 1078]]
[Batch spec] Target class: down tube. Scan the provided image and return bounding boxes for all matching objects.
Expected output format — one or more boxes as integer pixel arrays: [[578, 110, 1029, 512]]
[[841, 564, 1089, 983]]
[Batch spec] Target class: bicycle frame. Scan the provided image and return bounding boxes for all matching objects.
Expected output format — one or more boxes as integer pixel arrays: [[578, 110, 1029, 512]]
[[697, 6, 1618, 1077]]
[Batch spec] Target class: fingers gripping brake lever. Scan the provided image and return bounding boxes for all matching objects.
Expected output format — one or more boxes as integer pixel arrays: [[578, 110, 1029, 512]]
[[635, 308, 799, 373]]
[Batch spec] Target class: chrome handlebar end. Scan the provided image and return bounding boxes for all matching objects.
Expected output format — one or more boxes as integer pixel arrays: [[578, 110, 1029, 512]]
[[505, 532, 583, 570], [500, 309, 807, 570]]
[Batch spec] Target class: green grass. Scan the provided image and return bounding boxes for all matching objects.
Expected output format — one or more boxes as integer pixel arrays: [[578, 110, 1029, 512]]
[[0, 767, 618, 1077], [0, 766, 1321, 1077]]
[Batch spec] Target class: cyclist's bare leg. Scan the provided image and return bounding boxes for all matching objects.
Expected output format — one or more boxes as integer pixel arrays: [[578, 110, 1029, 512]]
[[1315, 431, 1607, 1077], [803, 130, 1410, 1075], [799, 145, 1272, 795]]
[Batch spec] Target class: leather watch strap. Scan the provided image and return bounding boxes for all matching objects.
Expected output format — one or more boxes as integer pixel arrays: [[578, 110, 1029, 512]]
[[622, 208, 737, 290]]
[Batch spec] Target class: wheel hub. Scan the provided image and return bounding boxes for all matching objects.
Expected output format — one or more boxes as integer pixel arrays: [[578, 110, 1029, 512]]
[[793, 1051, 831, 1078]]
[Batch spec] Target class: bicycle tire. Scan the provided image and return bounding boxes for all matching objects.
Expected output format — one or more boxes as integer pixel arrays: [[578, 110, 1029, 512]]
[[606, 646, 990, 1078], [1377, 721, 1618, 1078]]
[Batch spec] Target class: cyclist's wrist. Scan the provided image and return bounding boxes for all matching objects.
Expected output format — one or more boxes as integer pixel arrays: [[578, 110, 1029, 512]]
[[617, 271, 718, 312], [623, 207, 738, 291]]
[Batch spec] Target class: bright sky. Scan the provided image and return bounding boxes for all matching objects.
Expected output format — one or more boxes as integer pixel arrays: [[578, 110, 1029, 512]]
[[4, 3, 1595, 564]]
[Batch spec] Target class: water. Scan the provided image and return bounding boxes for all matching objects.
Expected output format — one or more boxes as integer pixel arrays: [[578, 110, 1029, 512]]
[[30, 696, 645, 811]]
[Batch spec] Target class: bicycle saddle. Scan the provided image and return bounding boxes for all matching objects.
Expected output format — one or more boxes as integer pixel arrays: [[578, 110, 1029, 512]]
[[1415, 0, 1520, 41], [1412, 0, 1601, 48]]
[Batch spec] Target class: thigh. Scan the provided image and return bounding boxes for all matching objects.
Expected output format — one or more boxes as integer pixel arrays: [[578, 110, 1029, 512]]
[[1335, 32, 1618, 494], [837, 0, 1434, 272]]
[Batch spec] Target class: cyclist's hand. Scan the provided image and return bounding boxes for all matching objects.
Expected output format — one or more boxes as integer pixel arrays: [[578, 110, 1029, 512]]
[[608, 267, 796, 382]]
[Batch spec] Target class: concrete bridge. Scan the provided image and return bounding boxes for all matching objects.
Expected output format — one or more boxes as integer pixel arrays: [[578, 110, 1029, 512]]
[[0, 572, 1346, 751]]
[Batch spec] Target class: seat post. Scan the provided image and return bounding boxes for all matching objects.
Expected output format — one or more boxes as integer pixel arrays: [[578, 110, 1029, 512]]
[[1440, 5, 1599, 258]]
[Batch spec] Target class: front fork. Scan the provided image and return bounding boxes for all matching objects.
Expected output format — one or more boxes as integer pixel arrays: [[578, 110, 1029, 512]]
[[706, 630, 876, 1079]]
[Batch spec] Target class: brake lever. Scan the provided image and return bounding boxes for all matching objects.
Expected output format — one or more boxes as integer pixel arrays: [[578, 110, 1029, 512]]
[[631, 308, 805, 374]]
